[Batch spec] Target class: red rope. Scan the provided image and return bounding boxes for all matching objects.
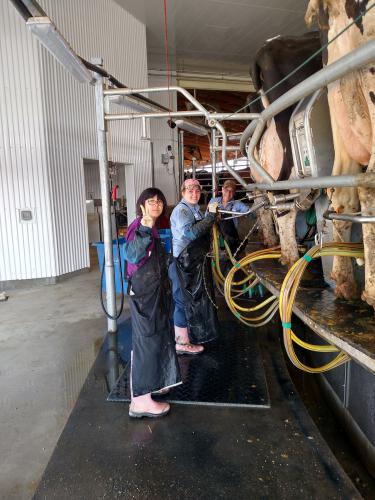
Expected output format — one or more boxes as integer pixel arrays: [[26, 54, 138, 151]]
[[163, 0, 172, 114]]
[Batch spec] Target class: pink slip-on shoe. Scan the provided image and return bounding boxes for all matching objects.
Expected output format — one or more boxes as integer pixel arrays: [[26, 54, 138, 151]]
[[175, 343, 204, 355]]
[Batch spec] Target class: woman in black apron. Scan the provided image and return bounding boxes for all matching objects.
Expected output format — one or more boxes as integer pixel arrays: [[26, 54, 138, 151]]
[[169, 179, 219, 353], [124, 188, 181, 418]]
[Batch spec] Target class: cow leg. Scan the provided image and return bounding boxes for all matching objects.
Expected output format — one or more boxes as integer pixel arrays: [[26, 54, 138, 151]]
[[358, 184, 375, 308], [278, 208, 299, 267], [330, 217, 360, 299], [327, 85, 362, 300], [329, 183, 361, 300], [257, 205, 279, 247]]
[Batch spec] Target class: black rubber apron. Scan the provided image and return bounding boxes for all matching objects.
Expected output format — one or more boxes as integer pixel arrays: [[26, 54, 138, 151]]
[[219, 215, 240, 254], [175, 207, 219, 345], [129, 239, 181, 397]]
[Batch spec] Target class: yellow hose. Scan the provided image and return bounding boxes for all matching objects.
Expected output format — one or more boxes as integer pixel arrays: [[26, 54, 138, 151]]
[[212, 224, 254, 290], [279, 242, 364, 373], [223, 247, 281, 327], [213, 225, 361, 372]]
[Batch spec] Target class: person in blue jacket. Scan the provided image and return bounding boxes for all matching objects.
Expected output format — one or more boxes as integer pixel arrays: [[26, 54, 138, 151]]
[[169, 179, 219, 354]]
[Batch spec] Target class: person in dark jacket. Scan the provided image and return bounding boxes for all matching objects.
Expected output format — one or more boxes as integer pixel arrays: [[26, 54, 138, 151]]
[[124, 188, 181, 418], [169, 179, 219, 354], [206, 179, 250, 254]]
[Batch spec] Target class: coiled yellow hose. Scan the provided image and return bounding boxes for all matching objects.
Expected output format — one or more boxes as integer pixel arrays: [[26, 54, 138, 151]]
[[223, 246, 281, 327], [213, 224, 363, 372], [279, 242, 364, 373], [211, 224, 254, 294]]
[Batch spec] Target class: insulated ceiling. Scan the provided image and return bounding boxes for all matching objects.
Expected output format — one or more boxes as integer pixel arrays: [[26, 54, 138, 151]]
[[115, 0, 310, 77]]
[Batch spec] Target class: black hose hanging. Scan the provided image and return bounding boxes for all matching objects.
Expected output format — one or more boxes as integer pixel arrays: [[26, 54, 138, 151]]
[[99, 190, 125, 321]]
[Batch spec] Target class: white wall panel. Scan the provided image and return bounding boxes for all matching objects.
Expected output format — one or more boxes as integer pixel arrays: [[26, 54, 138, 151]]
[[0, 0, 152, 280], [40, 0, 152, 276], [148, 74, 179, 205], [0, 0, 55, 280]]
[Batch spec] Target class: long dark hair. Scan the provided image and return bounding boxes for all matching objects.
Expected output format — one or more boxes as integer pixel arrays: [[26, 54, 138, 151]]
[[136, 187, 167, 218]]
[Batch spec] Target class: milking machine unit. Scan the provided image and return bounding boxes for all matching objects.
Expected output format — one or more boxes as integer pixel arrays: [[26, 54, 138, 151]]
[[289, 88, 363, 286]]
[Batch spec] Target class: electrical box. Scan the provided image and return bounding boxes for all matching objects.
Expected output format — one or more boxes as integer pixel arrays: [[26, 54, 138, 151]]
[[19, 209, 34, 223], [161, 153, 169, 165]]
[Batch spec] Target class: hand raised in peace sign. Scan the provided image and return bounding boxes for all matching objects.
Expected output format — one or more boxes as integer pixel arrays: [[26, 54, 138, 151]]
[[140, 203, 154, 228]]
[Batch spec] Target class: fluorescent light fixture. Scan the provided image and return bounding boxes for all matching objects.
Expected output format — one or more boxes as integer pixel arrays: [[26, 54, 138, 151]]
[[26, 17, 93, 84], [174, 119, 207, 136], [108, 95, 164, 113]]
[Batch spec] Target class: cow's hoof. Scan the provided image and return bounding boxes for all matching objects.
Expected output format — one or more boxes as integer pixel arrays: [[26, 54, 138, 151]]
[[279, 256, 298, 268], [334, 281, 360, 301], [361, 290, 375, 309]]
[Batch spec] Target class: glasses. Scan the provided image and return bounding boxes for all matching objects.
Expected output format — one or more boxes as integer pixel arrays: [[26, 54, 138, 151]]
[[146, 199, 163, 207], [185, 186, 201, 193]]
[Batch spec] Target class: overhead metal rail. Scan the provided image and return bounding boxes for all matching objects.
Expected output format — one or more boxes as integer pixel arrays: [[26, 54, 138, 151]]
[[103, 85, 257, 187], [104, 86, 257, 121]]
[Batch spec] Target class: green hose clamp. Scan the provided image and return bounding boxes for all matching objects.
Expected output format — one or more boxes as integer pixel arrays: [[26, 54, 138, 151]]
[[303, 254, 313, 263], [282, 322, 292, 329]]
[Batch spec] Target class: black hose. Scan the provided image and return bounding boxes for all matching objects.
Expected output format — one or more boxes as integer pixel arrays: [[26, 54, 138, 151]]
[[299, 224, 316, 244], [99, 193, 125, 321], [9, 0, 32, 20]]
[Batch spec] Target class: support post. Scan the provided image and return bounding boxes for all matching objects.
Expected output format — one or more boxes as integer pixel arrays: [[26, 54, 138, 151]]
[[192, 157, 196, 179], [178, 130, 184, 194], [211, 129, 217, 197], [94, 70, 119, 389]]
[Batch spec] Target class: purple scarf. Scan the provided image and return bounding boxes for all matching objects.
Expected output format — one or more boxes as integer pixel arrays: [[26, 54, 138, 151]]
[[126, 217, 159, 278]]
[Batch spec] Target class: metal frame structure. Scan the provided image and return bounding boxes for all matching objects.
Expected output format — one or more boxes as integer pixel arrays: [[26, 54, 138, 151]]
[[12, 0, 375, 390], [239, 39, 375, 192], [94, 85, 259, 383], [93, 39, 375, 384]]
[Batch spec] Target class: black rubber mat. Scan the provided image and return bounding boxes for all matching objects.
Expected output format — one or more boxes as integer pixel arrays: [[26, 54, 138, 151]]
[[34, 318, 361, 499], [108, 318, 270, 408]]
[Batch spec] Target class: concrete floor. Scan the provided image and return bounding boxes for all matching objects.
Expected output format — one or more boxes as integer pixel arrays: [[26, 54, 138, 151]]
[[0, 265, 117, 499]]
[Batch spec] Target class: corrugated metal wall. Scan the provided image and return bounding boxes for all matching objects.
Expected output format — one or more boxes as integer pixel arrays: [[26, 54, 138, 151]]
[[0, 0, 55, 280], [0, 0, 153, 280], [148, 74, 179, 205], [40, 0, 151, 276]]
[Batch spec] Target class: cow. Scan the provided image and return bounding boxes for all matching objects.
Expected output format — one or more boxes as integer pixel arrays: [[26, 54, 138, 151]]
[[305, 0, 375, 309], [249, 32, 323, 266]]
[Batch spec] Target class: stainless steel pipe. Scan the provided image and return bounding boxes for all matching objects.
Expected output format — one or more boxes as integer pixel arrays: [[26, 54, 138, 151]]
[[212, 120, 249, 189], [245, 172, 375, 192], [94, 72, 119, 388], [323, 211, 375, 223]]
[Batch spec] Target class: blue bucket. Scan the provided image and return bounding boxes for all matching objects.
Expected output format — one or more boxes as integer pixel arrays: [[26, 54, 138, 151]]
[[93, 238, 128, 294]]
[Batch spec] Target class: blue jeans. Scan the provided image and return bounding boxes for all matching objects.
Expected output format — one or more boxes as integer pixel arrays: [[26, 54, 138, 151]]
[[168, 260, 187, 328]]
